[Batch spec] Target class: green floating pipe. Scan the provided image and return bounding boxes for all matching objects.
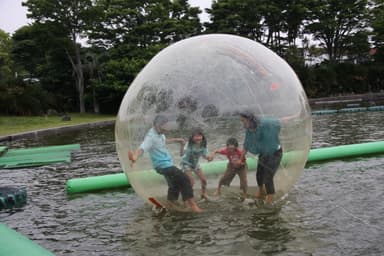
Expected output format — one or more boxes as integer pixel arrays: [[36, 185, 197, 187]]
[[0, 146, 7, 156], [308, 140, 384, 162], [311, 105, 384, 115], [0, 224, 55, 256], [0, 144, 80, 169], [3, 144, 80, 157], [67, 173, 129, 194], [66, 141, 384, 194]]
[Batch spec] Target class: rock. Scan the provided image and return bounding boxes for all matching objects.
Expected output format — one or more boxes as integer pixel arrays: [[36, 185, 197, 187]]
[[61, 115, 71, 121]]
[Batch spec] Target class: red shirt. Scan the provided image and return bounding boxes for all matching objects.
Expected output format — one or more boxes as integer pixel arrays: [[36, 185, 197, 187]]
[[217, 148, 245, 167]]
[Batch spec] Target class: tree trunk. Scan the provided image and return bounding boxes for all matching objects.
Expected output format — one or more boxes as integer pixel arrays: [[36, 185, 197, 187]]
[[72, 32, 85, 113], [75, 45, 85, 113], [93, 84, 100, 114]]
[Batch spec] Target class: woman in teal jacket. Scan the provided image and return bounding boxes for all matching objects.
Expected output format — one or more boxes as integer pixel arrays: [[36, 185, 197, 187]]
[[240, 111, 283, 204]]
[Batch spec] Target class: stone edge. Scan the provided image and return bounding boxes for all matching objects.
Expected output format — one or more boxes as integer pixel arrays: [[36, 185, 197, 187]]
[[0, 120, 115, 142]]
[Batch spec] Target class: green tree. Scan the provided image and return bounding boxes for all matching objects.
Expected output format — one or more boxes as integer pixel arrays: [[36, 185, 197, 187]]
[[305, 0, 370, 63], [11, 23, 75, 110], [371, 0, 384, 62], [87, 0, 202, 112], [0, 29, 13, 85], [205, 0, 264, 41], [282, 0, 309, 47], [90, 0, 201, 47], [205, 0, 309, 55], [23, 0, 103, 113]]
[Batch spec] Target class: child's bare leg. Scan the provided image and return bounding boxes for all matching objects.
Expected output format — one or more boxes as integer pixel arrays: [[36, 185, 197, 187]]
[[186, 198, 202, 213], [239, 167, 247, 199], [214, 185, 221, 196], [214, 178, 224, 196], [242, 188, 247, 199], [196, 169, 207, 198]]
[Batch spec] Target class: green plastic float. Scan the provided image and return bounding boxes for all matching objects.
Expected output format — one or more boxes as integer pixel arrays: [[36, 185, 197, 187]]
[[0, 224, 55, 256], [311, 105, 384, 115], [0, 144, 80, 169], [66, 141, 384, 194]]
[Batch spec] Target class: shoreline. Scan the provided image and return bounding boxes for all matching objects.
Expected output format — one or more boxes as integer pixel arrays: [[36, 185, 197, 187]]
[[309, 92, 384, 109], [0, 120, 115, 143], [1, 92, 383, 143]]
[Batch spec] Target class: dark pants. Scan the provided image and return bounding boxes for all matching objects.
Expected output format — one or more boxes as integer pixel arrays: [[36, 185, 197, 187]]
[[156, 166, 194, 201], [256, 148, 282, 194]]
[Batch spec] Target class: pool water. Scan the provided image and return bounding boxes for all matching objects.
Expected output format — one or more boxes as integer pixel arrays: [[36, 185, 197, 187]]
[[1, 111, 384, 256]]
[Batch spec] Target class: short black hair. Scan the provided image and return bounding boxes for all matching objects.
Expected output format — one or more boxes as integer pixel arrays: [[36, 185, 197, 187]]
[[153, 115, 168, 126], [240, 111, 258, 129], [226, 137, 238, 147]]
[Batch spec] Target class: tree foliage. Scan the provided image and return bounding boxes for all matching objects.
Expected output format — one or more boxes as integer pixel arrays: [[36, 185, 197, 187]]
[[22, 0, 103, 113], [371, 0, 384, 62], [0, 29, 13, 85], [85, 0, 202, 113], [1, 0, 383, 115], [305, 0, 371, 62]]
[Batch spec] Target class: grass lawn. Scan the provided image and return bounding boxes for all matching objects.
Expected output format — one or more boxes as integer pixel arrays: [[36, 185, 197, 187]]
[[0, 113, 115, 136]]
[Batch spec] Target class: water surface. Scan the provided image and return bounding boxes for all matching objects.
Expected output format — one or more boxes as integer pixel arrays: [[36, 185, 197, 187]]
[[1, 112, 383, 255]]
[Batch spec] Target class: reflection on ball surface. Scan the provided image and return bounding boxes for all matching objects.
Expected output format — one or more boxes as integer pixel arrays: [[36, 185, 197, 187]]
[[115, 34, 312, 209]]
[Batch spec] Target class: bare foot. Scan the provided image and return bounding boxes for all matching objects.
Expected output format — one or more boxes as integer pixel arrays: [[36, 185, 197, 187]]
[[187, 199, 203, 213], [191, 205, 203, 213], [213, 189, 221, 197], [265, 194, 274, 204]]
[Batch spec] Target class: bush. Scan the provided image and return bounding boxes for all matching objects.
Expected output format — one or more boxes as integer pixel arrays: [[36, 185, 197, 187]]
[[0, 82, 54, 115]]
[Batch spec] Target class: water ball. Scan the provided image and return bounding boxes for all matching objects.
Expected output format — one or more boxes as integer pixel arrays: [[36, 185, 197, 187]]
[[115, 34, 312, 210]]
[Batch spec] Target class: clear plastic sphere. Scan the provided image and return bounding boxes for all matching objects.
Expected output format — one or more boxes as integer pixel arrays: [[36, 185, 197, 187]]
[[115, 34, 312, 209]]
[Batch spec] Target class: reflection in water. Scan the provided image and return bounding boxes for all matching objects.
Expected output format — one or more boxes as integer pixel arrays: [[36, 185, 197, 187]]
[[0, 112, 384, 255], [123, 202, 294, 255]]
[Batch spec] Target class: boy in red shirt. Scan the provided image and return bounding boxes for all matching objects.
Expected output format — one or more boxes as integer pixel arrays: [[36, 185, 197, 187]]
[[210, 138, 247, 199]]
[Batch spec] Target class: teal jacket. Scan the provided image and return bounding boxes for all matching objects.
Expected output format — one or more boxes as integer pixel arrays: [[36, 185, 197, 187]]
[[244, 117, 281, 155]]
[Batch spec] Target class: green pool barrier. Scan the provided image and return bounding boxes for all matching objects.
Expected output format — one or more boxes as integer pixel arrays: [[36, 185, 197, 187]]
[[0, 224, 55, 256], [3, 144, 80, 157], [0, 144, 80, 169], [312, 109, 338, 115], [0, 152, 72, 169], [368, 105, 384, 111], [308, 141, 384, 162], [311, 105, 384, 115], [66, 141, 384, 194], [0, 146, 7, 156], [66, 159, 258, 194], [338, 107, 367, 113], [67, 173, 129, 194]]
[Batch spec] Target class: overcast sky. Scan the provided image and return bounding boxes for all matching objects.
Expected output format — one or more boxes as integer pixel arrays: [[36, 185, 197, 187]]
[[0, 0, 212, 35]]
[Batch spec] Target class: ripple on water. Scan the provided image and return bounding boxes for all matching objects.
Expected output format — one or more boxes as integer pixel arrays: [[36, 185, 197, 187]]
[[1, 113, 384, 255]]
